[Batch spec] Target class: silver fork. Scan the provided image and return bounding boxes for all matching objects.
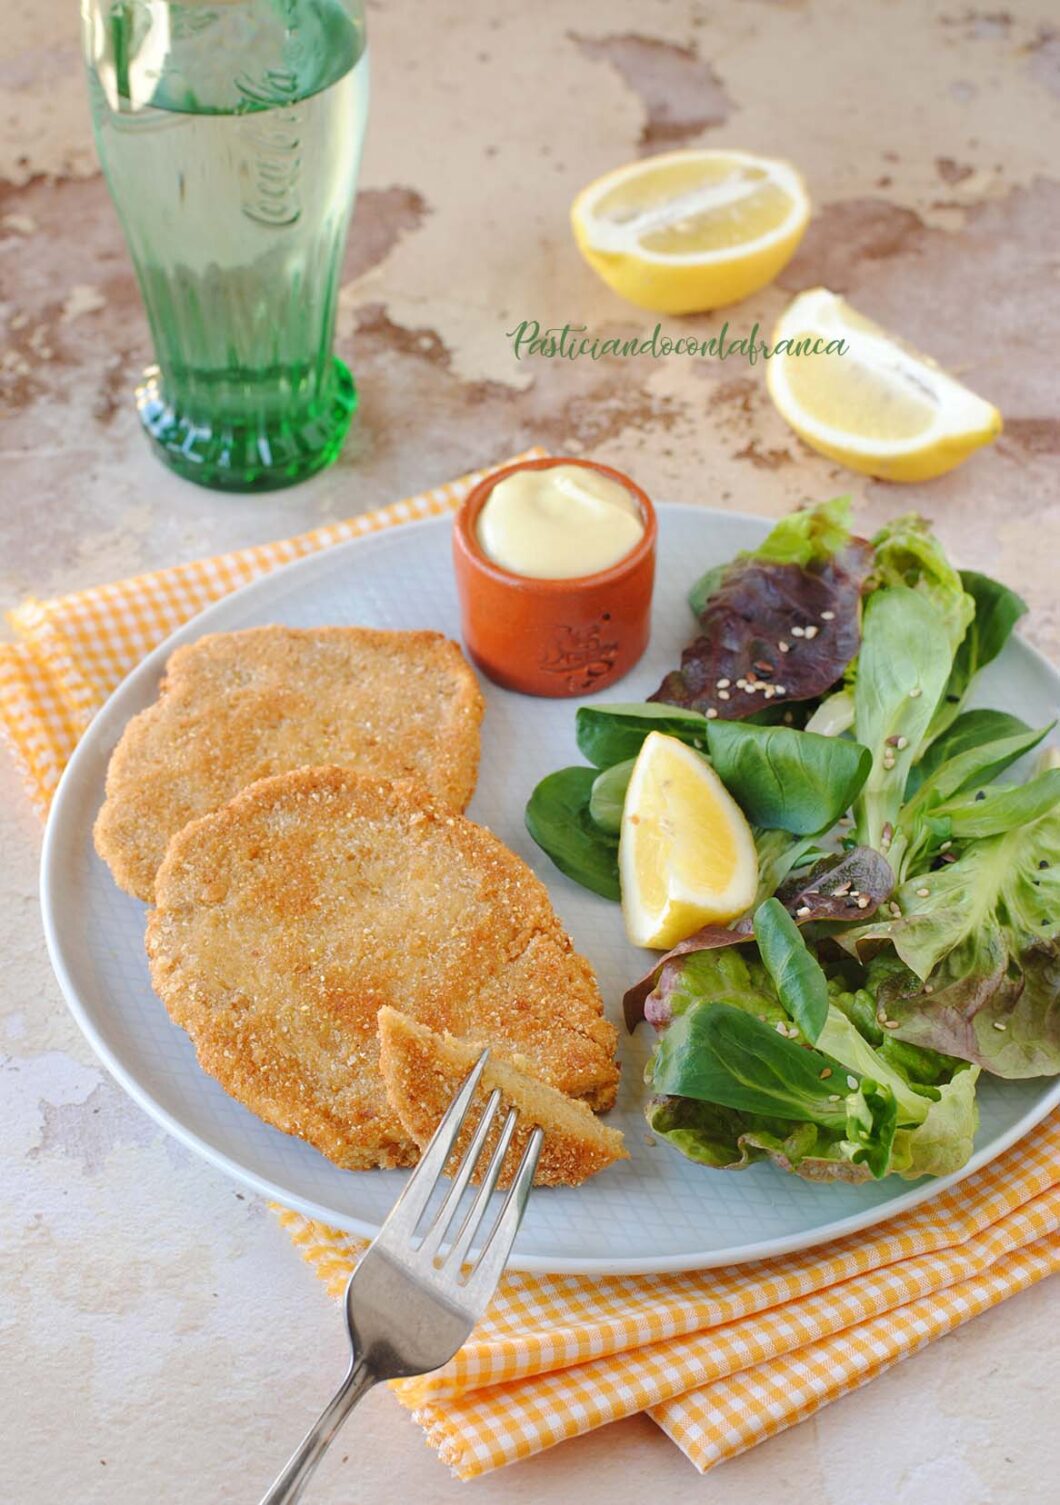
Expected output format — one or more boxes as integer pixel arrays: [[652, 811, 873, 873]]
[[258, 1049, 542, 1505]]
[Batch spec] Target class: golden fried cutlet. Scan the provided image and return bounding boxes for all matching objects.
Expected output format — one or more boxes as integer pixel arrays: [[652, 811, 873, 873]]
[[95, 626, 484, 901], [377, 1007, 626, 1187], [146, 766, 619, 1170]]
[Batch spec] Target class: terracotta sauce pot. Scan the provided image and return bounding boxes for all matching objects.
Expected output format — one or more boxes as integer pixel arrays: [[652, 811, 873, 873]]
[[452, 456, 657, 697]]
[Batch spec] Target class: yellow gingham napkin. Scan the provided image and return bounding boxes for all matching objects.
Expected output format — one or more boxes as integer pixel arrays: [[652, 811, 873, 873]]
[[3, 456, 1057, 1479]]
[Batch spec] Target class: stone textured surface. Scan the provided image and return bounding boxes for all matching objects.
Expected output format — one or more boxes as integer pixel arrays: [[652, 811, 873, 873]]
[[2, 1, 1058, 1501]]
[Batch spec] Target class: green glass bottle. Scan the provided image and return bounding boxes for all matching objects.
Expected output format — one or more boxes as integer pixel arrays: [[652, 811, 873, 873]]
[[82, 0, 369, 492]]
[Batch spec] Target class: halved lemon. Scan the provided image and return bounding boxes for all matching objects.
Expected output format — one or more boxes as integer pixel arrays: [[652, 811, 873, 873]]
[[571, 149, 810, 314], [619, 732, 758, 949], [766, 288, 1002, 482]]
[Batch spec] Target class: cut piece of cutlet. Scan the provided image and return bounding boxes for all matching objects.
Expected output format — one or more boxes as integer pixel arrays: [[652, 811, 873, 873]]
[[377, 1007, 627, 1187]]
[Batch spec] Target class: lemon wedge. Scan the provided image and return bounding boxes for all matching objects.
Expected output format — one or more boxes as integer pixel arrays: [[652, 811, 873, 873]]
[[571, 149, 810, 314], [619, 732, 758, 949], [766, 288, 1002, 482]]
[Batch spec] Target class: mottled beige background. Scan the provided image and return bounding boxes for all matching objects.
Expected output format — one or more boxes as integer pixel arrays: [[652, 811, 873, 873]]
[[2, 1, 1058, 1501]]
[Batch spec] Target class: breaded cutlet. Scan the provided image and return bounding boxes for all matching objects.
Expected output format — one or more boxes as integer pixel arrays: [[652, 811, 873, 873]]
[[94, 626, 484, 901], [377, 1007, 627, 1187], [146, 766, 619, 1171]]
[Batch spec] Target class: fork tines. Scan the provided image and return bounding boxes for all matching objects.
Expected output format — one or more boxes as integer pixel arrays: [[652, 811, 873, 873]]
[[377, 1049, 542, 1288]]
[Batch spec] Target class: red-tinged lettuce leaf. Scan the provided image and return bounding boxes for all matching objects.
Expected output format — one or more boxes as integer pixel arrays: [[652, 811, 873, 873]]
[[623, 845, 894, 1029], [869, 940, 1060, 1078], [651, 539, 873, 719], [775, 846, 895, 921]]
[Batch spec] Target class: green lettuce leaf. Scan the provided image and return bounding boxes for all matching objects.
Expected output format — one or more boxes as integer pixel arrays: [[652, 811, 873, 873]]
[[852, 517, 975, 852], [641, 946, 974, 1181], [840, 802, 1060, 1076]]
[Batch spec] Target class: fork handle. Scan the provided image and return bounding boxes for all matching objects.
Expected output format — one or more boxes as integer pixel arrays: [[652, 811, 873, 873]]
[[257, 1356, 376, 1505]]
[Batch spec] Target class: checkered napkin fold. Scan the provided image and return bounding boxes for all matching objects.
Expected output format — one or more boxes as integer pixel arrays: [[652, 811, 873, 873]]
[[2, 455, 1057, 1480]]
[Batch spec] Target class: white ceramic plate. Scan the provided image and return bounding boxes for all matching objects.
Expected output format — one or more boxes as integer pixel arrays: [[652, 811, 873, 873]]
[[41, 505, 1060, 1273]]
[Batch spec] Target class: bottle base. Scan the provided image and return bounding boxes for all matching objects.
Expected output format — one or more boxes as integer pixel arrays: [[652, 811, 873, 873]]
[[135, 358, 358, 493]]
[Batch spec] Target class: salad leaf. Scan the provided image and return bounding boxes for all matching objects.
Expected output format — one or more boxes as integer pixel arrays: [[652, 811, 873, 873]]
[[651, 1002, 899, 1179], [576, 702, 709, 768], [645, 1096, 885, 1181], [926, 570, 1027, 745], [706, 720, 871, 835], [653, 499, 873, 720], [909, 708, 1032, 795], [890, 722, 1052, 875], [805, 689, 856, 738], [888, 1066, 980, 1179], [852, 517, 976, 852], [588, 758, 634, 835], [852, 586, 963, 852], [840, 802, 1060, 1076], [686, 496, 857, 613], [580, 707, 871, 835], [931, 768, 1060, 840], [773, 846, 896, 919], [753, 899, 829, 1042], [752, 829, 824, 903], [524, 766, 620, 900], [623, 846, 893, 1029], [641, 950, 975, 1180]]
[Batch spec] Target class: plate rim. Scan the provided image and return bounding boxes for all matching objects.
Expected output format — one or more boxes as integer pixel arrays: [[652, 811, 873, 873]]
[[40, 504, 1060, 1275]]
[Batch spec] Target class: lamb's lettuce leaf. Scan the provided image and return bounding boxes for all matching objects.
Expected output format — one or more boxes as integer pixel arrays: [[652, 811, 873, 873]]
[[523, 766, 619, 900], [651, 1001, 899, 1178], [753, 899, 829, 1043], [640, 946, 974, 1181], [705, 721, 871, 836]]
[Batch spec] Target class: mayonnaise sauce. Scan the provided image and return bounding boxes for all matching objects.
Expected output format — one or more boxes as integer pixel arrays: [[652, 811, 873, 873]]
[[476, 464, 645, 579]]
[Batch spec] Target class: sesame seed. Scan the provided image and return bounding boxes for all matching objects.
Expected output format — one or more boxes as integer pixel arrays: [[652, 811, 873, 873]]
[[775, 1021, 788, 1034], [884, 1020, 901, 1030], [716, 677, 731, 689], [993, 1021, 1008, 1031], [764, 687, 776, 699], [778, 641, 790, 653], [846, 1075, 858, 1090], [896, 736, 909, 751], [803, 624, 819, 640], [909, 686, 922, 699], [828, 1094, 841, 1102], [820, 1067, 832, 1079], [940, 840, 952, 851], [916, 887, 930, 898], [889, 903, 902, 918], [796, 905, 812, 917], [857, 896, 871, 909], [791, 626, 806, 638], [706, 707, 718, 719], [775, 684, 787, 695], [821, 610, 835, 620], [885, 735, 901, 747], [737, 678, 748, 690], [718, 689, 730, 701], [924, 984, 934, 994]]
